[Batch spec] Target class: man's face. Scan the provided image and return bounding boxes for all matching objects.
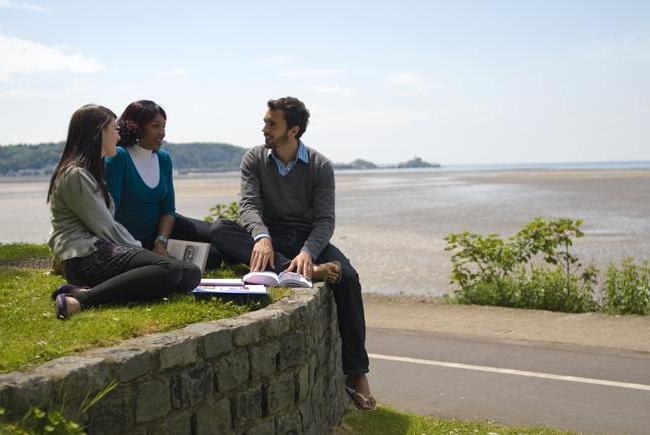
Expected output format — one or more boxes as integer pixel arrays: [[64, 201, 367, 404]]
[[262, 109, 291, 149]]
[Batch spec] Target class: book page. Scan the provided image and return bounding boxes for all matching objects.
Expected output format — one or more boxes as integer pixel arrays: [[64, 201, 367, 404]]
[[277, 271, 313, 288], [243, 271, 280, 287]]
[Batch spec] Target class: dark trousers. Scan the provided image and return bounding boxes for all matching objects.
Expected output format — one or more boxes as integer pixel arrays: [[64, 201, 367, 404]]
[[141, 214, 223, 270], [212, 220, 369, 375], [64, 248, 201, 308]]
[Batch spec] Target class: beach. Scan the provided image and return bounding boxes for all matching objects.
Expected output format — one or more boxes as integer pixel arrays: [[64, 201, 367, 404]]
[[2, 168, 650, 296]]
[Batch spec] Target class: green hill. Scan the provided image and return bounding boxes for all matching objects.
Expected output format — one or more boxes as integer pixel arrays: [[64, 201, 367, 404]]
[[0, 142, 247, 176]]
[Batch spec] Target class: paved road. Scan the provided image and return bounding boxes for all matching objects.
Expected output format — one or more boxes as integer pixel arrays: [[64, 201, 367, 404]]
[[367, 327, 650, 434]]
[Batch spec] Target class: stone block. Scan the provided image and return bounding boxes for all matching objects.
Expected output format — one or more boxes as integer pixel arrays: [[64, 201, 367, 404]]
[[171, 362, 213, 408], [134, 331, 198, 371], [289, 302, 309, 330], [265, 372, 295, 415], [298, 400, 315, 433], [242, 308, 291, 340], [88, 346, 154, 382], [317, 333, 331, 367], [278, 331, 306, 370], [0, 373, 53, 417], [196, 398, 232, 435], [296, 364, 310, 403], [183, 322, 233, 359], [218, 317, 261, 347], [233, 387, 262, 428], [214, 349, 249, 392], [87, 384, 134, 435], [34, 356, 112, 405], [135, 378, 171, 423], [276, 410, 301, 435], [247, 417, 275, 435], [249, 342, 280, 382], [166, 412, 192, 435], [318, 309, 329, 341]]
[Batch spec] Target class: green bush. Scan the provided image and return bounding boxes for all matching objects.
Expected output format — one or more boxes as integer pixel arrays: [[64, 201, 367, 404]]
[[604, 258, 650, 315], [204, 201, 240, 224], [519, 266, 598, 313], [446, 217, 600, 313], [455, 266, 598, 313]]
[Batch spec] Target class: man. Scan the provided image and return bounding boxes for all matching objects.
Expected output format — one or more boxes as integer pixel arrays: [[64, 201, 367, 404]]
[[212, 96, 375, 411]]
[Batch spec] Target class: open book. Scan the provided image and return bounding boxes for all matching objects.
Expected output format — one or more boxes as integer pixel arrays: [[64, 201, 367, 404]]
[[166, 239, 210, 272], [243, 271, 313, 288]]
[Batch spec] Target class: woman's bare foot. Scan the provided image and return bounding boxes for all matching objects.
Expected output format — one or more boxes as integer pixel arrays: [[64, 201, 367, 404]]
[[312, 261, 341, 283]]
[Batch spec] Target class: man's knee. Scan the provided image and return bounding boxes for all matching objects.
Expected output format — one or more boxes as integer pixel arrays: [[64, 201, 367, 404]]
[[341, 261, 359, 282]]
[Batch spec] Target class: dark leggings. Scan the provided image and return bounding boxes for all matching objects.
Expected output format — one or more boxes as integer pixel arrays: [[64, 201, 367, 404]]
[[66, 249, 201, 308]]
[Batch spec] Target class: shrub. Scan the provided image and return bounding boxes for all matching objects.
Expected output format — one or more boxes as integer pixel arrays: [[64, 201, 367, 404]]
[[456, 266, 598, 313], [604, 258, 650, 315], [446, 217, 600, 313], [204, 201, 240, 224]]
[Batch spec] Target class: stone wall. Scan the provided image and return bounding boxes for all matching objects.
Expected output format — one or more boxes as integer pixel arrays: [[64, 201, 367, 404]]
[[0, 285, 347, 434]]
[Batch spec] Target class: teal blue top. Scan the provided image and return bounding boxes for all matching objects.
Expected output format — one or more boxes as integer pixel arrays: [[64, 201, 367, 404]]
[[104, 146, 175, 241]]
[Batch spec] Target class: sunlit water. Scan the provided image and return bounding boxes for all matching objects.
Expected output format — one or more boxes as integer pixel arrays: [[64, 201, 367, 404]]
[[3, 168, 650, 296]]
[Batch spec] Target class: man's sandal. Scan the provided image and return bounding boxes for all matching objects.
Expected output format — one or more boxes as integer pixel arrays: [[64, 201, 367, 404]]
[[345, 383, 377, 412]]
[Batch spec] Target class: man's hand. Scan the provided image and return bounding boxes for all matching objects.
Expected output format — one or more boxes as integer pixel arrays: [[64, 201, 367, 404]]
[[285, 251, 314, 280], [152, 241, 169, 257], [251, 237, 275, 271]]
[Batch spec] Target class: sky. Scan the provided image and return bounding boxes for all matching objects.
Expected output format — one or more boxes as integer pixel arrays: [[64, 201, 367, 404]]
[[0, 0, 649, 165]]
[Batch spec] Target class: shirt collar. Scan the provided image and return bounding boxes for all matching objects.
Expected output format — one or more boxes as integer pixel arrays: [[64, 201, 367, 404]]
[[266, 140, 309, 164], [267, 141, 309, 176]]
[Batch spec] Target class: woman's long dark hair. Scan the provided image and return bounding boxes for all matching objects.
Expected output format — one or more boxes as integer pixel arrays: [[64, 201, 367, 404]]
[[117, 100, 167, 147], [47, 104, 116, 207]]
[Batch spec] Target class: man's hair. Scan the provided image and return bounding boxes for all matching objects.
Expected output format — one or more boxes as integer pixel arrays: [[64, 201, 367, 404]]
[[267, 97, 310, 139]]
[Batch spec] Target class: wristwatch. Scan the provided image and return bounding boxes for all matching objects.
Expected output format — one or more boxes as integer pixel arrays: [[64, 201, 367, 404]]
[[155, 234, 169, 246]]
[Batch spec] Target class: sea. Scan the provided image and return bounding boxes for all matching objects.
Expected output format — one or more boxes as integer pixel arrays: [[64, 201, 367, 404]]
[[2, 160, 650, 296]]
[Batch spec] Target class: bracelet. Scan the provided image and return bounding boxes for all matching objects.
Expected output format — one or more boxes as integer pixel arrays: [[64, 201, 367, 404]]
[[155, 235, 169, 245]]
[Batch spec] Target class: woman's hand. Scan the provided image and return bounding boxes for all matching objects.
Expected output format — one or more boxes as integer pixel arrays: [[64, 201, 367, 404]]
[[152, 240, 169, 257]]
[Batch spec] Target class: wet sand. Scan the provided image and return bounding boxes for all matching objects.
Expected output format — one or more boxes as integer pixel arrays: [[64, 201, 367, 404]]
[[2, 169, 650, 296], [363, 293, 650, 352]]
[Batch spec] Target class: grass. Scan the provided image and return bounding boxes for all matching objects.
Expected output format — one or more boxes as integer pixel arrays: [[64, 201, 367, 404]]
[[0, 244, 290, 374], [339, 406, 574, 435], [0, 243, 50, 261]]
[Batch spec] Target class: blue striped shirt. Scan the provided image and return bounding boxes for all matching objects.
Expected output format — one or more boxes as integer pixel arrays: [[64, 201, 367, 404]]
[[267, 141, 309, 176]]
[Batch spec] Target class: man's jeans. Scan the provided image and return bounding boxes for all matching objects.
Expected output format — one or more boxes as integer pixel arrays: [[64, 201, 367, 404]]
[[211, 219, 369, 375]]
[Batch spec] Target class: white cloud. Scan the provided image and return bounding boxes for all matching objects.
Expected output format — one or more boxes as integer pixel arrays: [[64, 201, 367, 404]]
[[161, 68, 188, 78], [279, 68, 343, 78], [387, 72, 452, 93], [313, 85, 354, 96], [0, 0, 49, 13], [0, 33, 103, 82]]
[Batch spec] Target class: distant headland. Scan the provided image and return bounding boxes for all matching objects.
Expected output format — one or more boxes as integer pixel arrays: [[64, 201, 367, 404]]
[[0, 142, 439, 176], [333, 156, 440, 170]]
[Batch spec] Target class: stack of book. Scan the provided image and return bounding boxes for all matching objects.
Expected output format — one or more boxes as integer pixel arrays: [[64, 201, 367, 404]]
[[191, 278, 269, 302], [191, 271, 312, 303]]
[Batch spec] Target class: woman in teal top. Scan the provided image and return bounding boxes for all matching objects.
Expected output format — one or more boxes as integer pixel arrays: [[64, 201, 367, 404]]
[[104, 100, 222, 268], [48, 104, 200, 319]]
